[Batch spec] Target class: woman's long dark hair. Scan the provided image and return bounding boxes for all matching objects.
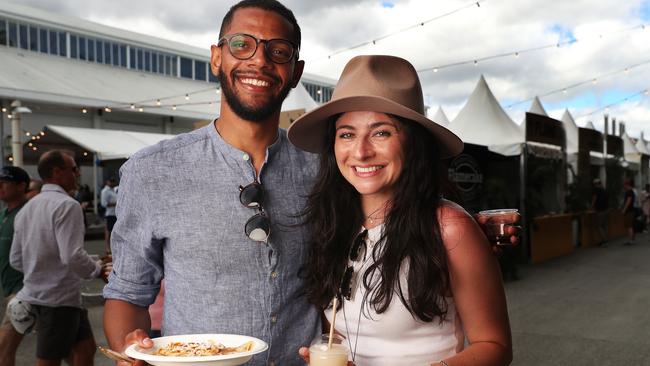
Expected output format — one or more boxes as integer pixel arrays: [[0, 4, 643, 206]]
[[302, 115, 451, 323]]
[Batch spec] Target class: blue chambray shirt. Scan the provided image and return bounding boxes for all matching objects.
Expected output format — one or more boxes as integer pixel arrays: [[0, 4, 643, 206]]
[[103, 122, 321, 365]]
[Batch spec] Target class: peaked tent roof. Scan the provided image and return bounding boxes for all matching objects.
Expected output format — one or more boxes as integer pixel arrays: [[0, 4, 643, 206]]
[[432, 106, 451, 126], [528, 96, 549, 116], [622, 131, 641, 163], [634, 133, 650, 155], [450, 75, 524, 156], [561, 109, 579, 155], [585, 121, 597, 130]]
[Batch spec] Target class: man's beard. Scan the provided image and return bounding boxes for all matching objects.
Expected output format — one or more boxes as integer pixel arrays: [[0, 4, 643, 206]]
[[218, 66, 293, 122]]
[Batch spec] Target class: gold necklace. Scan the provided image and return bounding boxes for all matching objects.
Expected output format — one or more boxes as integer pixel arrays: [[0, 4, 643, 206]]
[[364, 203, 388, 225]]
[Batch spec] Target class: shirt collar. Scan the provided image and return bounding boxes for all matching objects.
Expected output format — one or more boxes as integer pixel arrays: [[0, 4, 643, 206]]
[[42, 183, 68, 194], [208, 119, 285, 162]]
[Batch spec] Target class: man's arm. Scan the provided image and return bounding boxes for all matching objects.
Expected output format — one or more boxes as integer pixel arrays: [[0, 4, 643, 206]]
[[55, 201, 101, 279], [104, 299, 153, 366], [9, 213, 24, 272]]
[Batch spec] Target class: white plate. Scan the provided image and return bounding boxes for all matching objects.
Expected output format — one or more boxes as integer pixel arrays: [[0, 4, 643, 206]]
[[124, 334, 268, 366]]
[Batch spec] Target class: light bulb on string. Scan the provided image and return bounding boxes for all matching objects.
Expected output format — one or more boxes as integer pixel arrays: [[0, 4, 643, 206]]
[[473, 60, 478, 66], [8, 157, 13, 162], [40, 132, 44, 136], [433, 68, 438, 73], [156, 100, 161, 106], [138, 107, 144, 112], [83, 152, 88, 156], [185, 94, 190, 100], [1, 108, 6, 113], [82, 108, 87, 114], [514, 52, 519, 58], [172, 105, 177, 111], [130, 104, 135, 109], [104, 107, 112, 113], [25, 132, 30, 136]]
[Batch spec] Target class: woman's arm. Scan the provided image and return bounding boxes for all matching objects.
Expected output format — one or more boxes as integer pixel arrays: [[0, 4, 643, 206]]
[[435, 202, 512, 366]]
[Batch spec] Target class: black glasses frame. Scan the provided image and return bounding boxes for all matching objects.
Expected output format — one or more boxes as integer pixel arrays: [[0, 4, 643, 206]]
[[218, 33, 299, 64], [239, 182, 271, 242], [339, 229, 368, 301]]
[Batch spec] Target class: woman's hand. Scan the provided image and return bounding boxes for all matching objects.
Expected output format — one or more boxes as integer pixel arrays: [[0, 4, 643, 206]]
[[298, 346, 355, 365]]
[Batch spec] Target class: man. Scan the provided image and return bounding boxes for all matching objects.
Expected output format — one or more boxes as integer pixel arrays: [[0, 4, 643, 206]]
[[0, 166, 29, 366], [25, 179, 42, 200], [100, 178, 118, 254], [621, 179, 637, 245], [104, 2, 519, 365], [591, 178, 608, 246], [104, 2, 318, 365], [10, 150, 109, 366]]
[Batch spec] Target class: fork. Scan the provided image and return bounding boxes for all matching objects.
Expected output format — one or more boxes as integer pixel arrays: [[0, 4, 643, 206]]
[[97, 345, 133, 363]]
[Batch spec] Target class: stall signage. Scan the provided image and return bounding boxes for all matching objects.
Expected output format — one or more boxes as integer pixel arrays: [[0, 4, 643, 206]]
[[448, 154, 483, 200]]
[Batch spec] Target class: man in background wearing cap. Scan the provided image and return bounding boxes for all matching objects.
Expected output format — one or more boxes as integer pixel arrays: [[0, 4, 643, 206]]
[[10, 150, 110, 365], [591, 178, 609, 247], [0, 166, 29, 366]]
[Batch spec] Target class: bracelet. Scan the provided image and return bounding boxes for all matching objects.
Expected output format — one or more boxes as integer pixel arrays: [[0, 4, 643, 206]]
[[439, 361, 449, 366]]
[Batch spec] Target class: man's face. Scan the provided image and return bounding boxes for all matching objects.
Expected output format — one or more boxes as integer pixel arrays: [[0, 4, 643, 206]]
[[0, 180, 25, 203], [211, 7, 304, 122], [55, 155, 81, 192]]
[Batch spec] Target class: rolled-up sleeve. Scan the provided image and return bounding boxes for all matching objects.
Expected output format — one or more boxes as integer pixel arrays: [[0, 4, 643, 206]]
[[103, 158, 164, 307]]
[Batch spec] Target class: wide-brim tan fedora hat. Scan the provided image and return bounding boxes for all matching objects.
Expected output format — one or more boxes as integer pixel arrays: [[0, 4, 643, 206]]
[[287, 55, 463, 158]]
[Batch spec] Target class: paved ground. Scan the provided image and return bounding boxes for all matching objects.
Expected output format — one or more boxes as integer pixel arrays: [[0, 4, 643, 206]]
[[6, 234, 650, 365]]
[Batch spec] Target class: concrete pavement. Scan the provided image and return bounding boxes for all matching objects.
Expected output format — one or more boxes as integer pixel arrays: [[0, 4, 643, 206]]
[[6, 234, 650, 365]]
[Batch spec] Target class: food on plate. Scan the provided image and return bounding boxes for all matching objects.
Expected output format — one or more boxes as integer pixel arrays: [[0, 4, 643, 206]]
[[155, 340, 254, 357]]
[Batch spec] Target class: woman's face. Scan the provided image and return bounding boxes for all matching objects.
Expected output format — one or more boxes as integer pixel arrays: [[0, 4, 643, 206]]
[[334, 111, 407, 203]]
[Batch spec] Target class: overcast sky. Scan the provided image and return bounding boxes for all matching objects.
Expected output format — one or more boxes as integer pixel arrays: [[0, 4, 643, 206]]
[[12, 0, 650, 139]]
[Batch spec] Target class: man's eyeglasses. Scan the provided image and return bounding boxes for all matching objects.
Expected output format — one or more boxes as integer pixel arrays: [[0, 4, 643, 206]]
[[339, 229, 368, 301], [239, 182, 271, 243], [218, 33, 299, 64]]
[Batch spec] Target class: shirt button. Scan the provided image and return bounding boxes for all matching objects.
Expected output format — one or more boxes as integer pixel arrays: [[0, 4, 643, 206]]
[[242, 153, 250, 161], [271, 271, 278, 279], [271, 315, 277, 323]]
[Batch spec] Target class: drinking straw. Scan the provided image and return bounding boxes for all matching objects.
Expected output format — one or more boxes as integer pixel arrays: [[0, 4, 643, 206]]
[[328, 296, 338, 350]]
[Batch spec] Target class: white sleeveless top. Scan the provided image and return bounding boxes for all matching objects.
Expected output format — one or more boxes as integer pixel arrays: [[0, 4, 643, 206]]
[[324, 224, 464, 366]]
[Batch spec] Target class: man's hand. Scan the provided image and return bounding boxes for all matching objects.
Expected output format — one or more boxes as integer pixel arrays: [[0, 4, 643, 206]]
[[116, 329, 153, 366]]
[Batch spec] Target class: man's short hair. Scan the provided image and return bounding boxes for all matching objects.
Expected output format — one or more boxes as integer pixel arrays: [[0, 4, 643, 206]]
[[37, 150, 74, 180], [220, 0, 301, 48]]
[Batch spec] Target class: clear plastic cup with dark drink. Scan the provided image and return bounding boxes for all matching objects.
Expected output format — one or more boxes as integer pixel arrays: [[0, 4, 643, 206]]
[[478, 208, 520, 246]]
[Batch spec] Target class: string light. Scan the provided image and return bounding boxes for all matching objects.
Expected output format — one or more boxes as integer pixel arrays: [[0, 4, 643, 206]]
[[8, 157, 13, 162], [420, 22, 648, 74], [6, 115, 11, 119], [130, 104, 135, 109], [156, 100, 161, 106], [185, 94, 190, 100], [28, 143, 32, 147], [1, 108, 6, 113], [40, 132, 44, 136], [138, 107, 144, 112], [32, 146, 37, 151], [25, 132, 30, 136], [82, 108, 87, 114], [83, 152, 88, 156], [172, 105, 177, 111], [577, 89, 648, 118], [104, 107, 112, 113], [311, 0, 487, 62]]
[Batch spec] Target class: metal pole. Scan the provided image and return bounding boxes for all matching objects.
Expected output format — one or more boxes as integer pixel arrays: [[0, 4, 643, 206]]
[[11, 110, 22, 167], [0, 101, 4, 165], [519, 143, 529, 262], [93, 153, 98, 215]]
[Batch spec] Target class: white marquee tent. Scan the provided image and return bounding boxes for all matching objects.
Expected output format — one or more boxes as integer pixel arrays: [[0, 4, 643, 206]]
[[449, 75, 524, 156], [432, 106, 451, 127]]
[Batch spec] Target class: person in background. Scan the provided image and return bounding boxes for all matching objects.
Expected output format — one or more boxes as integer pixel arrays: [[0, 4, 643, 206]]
[[10, 150, 110, 366], [591, 178, 609, 247], [100, 178, 118, 254], [640, 183, 650, 232], [0, 167, 30, 366], [25, 179, 42, 201], [290, 55, 511, 366], [621, 179, 636, 246]]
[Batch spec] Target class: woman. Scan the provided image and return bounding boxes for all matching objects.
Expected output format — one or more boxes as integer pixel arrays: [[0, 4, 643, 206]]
[[289, 55, 512, 365]]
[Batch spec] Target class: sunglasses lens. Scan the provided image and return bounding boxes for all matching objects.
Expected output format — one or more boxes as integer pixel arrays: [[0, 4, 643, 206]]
[[245, 213, 270, 242], [240, 183, 264, 208]]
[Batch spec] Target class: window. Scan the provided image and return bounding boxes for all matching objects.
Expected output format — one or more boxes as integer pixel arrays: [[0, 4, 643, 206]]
[[96, 40, 103, 62], [104, 42, 111, 64], [151, 51, 158, 73], [144, 50, 150, 71], [158, 54, 164, 74], [0, 20, 6, 46], [171, 56, 177, 77], [209, 67, 218, 83], [165, 55, 171, 75], [180, 57, 192, 78], [8, 22, 16, 47], [195, 60, 206, 81], [58, 32, 66, 56], [88, 38, 95, 61], [79, 36, 86, 60], [70, 34, 77, 58], [49, 30, 57, 55], [137, 49, 143, 70], [39, 28, 48, 53], [129, 47, 135, 69], [19, 24, 27, 49], [112, 43, 119, 66], [29, 26, 37, 51], [120, 45, 126, 66]]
